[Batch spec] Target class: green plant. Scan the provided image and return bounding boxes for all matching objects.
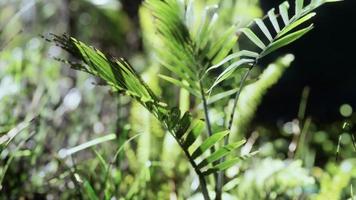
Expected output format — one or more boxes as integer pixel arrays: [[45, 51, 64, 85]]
[[47, 0, 339, 199], [237, 158, 315, 199], [313, 159, 356, 200]]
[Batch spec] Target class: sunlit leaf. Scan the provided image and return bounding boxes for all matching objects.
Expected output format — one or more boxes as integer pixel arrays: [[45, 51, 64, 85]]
[[261, 25, 313, 58], [182, 119, 205, 149], [191, 130, 229, 159], [279, 1, 290, 25], [197, 139, 246, 169], [255, 19, 273, 42], [240, 28, 266, 49], [268, 9, 280, 33]]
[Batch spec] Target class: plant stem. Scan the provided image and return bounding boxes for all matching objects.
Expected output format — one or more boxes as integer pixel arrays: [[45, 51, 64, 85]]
[[199, 80, 219, 191], [199, 80, 214, 139], [180, 141, 211, 200], [215, 62, 257, 200], [227, 65, 254, 131], [199, 174, 211, 200]]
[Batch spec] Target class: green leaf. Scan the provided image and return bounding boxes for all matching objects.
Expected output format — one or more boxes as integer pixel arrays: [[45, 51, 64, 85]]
[[158, 74, 200, 97], [206, 88, 239, 105], [255, 19, 273, 42], [50, 35, 171, 122], [55, 37, 139, 96], [268, 9, 280, 33], [277, 12, 316, 38], [197, 139, 246, 169], [146, 0, 199, 84], [83, 181, 99, 200], [240, 28, 266, 49], [167, 107, 181, 130], [58, 134, 116, 158], [175, 112, 192, 139], [206, 50, 258, 72], [202, 151, 258, 175], [0, 119, 32, 147], [211, 33, 238, 65], [207, 26, 237, 60], [279, 1, 290, 25], [195, 5, 219, 49], [261, 25, 313, 58], [209, 59, 255, 92], [156, 57, 198, 89], [295, 0, 304, 17], [202, 158, 240, 175], [182, 119, 205, 149], [92, 149, 109, 170], [191, 130, 229, 160]]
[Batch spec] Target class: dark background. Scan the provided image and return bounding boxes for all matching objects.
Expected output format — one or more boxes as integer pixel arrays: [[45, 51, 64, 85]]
[[257, 0, 356, 123]]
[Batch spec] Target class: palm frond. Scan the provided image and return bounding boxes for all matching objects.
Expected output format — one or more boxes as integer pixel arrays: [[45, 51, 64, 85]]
[[49, 34, 246, 181], [145, 0, 238, 95], [208, 0, 339, 91], [50, 34, 169, 120]]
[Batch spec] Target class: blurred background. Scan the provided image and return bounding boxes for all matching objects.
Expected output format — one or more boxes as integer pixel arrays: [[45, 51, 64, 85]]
[[0, 0, 355, 199]]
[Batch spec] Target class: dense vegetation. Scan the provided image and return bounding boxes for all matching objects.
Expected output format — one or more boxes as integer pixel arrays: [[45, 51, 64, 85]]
[[0, 0, 355, 199]]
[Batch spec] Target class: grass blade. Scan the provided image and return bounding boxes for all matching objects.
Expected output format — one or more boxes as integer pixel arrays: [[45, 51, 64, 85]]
[[58, 134, 116, 158], [0, 119, 33, 147], [83, 181, 99, 200]]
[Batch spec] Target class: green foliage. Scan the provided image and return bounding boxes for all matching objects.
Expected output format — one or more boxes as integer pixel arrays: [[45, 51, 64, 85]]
[[1, 0, 347, 199], [49, 34, 249, 198], [46, 0, 340, 199], [208, 0, 337, 91], [313, 159, 356, 200], [237, 158, 315, 199]]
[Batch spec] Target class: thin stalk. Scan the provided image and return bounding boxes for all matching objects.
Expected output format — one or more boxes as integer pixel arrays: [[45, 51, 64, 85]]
[[199, 80, 219, 191], [199, 175, 211, 200], [199, 80, 214, 139], [180, 141, 211, 200], [215, 61, 256, 200], [227, 63, 256, 131]]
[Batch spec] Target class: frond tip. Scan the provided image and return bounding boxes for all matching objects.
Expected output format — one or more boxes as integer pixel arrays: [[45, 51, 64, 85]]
[[47, 34, 168, 120]]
